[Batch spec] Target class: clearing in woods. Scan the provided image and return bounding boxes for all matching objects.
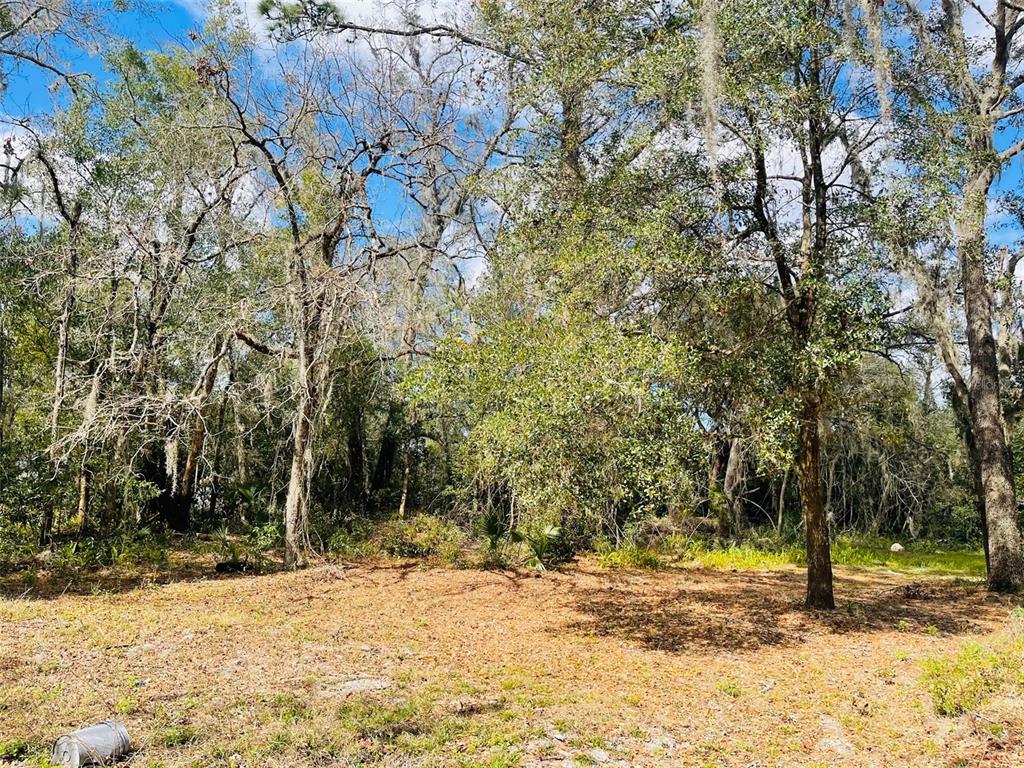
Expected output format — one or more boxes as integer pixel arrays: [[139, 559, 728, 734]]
[[1, 560, 1022, 768]]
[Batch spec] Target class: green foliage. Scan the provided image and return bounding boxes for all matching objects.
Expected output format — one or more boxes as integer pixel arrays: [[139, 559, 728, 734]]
[[379, 515, 466, 564], [0, 739, 28, 760], [478, 509, 512, 554], [214, 523, 280, 570], [337, 698, 427, 742], [0, 519, 36, 565], [39, 531, 171, 571], [419, 316, 703, 544], [248, 522, 282, 552], [921, 633, 1024, 716], [259, 0, 344, 39], [159, 725, 198, 748], [0, 0, 1009, 588], [326, 525, 375, 560], [595, 540, 662, 570], [511, 523, 563, 570]]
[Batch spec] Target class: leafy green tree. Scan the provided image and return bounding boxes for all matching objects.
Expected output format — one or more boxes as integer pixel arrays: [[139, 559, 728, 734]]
[[888, 0, 1024, 591]]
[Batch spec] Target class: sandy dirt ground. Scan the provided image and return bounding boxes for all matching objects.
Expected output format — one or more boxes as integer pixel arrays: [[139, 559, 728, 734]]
[[1, 561, 1022, 767]]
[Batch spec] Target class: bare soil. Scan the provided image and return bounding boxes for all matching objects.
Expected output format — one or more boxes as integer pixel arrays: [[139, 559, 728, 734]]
[[1, 560, 1022, 767]]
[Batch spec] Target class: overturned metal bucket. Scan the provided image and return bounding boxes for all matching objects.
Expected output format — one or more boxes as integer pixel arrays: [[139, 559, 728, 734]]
[[52, 720, 131, 767]]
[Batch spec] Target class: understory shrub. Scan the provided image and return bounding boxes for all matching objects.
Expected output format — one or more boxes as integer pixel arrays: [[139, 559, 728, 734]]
[[0, 519, 36, 567], [378, 515, 466, 564], [327, 524, 376, 560], [45, 530, 171, 570], [511, 523, 566, 569], [595, 537, 662, 569], [213, 522, 281, 571]]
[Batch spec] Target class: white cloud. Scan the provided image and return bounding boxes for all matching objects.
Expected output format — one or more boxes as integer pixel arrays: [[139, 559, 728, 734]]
[[173, 0, 465, 30]]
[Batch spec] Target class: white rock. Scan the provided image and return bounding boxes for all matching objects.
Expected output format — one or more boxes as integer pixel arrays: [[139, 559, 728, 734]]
[[816, 715, 855, 756], [890, 542, 905, 553], [325, 677, 391, 697]]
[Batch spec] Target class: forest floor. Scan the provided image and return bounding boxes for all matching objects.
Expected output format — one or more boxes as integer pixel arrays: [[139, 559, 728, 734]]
[[2, 554, 1023, 768]]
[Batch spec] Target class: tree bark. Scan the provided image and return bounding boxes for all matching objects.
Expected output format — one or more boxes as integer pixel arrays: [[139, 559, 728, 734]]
[[723, 437, 746, 536], [171, 338, 228, 528], [397, 446, 411, 520], [949, 389, 990, 568], [960, 170, 1024, 592], [371, 404, 399, 500], [777, 468, 789, 530], [284, 387, 314, 568], [797, 395, 835, 609], [173, 421, 205, 529], [75, 465, 91, 535], [708, 435, 731, 537], [346, 405, 367, 509], [39, 507, 53, 547]]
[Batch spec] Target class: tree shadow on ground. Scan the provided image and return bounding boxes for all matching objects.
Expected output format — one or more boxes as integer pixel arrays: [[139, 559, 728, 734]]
[[562, 568, 1011, 653], [0, 555, 287, 599], [0, 556, 535, 600]]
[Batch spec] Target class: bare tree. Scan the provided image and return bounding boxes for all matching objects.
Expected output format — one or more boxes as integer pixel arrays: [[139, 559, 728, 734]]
[[213, 18, 512, 565]]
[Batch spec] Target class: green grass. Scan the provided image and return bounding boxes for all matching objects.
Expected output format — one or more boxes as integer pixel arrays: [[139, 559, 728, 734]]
[[920, 632, 1024, 716], [338, 697, 429, 742], [0, 739, 29, 760], [830, 539, 985, 577], [666, 536, 803, 570], [158, 724, 198, 748], [716, 680, 744, 698], [659, 533, 986, 578], [596, 542, 662, 570], [332, 682, 536, 765]]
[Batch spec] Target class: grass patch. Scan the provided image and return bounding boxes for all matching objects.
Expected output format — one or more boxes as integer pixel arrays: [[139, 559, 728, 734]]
[[716, 680, 743, 698], [0, 739, 29, 760], [596, 542, 662, 570], [268, 692, 310, 724], [333, 685, 535, 764], [920, 629, 1024, 716], [831, 538, 985, 577], [657, 532, 985, 578], [670, 537, 802, 570], [159, 724, 198, 748], [338, 697, 429, 741]]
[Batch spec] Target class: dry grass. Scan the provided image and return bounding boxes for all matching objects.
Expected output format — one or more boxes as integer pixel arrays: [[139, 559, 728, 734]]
[[1, 556, 1022, 768]]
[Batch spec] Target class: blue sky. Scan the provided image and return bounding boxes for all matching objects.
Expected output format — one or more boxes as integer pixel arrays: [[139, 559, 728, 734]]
[[4, 2, 197, 118], [5, 0, 1024, 252]]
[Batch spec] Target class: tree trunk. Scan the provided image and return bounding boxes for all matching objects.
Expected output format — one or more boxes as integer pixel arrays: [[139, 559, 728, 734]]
[[963, 414, 990, 570], [172, 420, 205, 530], [284, 389, 314, 569], [49, 246, 77, 459], [960, 170, 1024, 592], [777, 468, 789, 530], [174, 355, 225, 527], [371, 404, 399, 500], [708, 435, 731, 538], [723, 437, 746, 536], [75, 465, 91, 535], [346, 406, 367, 509], [39, 507, 54, 547], [397, 446, 411, 519], [797, 395, 834, 609]]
